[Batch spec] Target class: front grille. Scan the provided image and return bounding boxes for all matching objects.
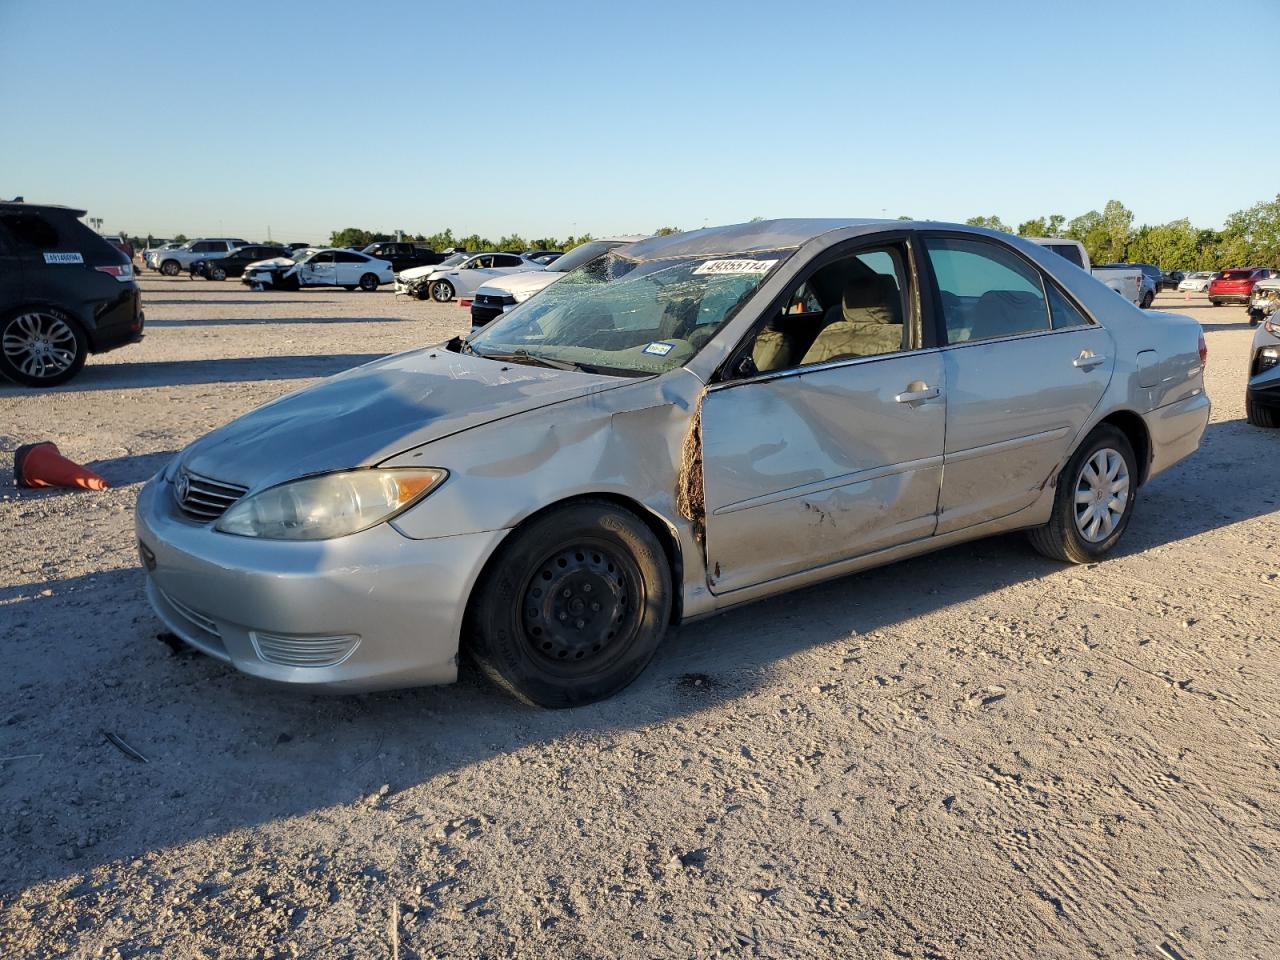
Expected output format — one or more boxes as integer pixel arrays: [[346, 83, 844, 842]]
[[159, 588, 221, 642], [474, 293, 515, 307], [175, 470, 248, 522], [250, 631, 360, 668]]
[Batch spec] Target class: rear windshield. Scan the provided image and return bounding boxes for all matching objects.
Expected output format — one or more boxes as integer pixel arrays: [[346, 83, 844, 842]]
[[1222, 270, 1255, 279]]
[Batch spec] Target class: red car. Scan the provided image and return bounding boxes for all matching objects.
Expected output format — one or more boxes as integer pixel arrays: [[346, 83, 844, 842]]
[[1208, 267, 1278, 306]]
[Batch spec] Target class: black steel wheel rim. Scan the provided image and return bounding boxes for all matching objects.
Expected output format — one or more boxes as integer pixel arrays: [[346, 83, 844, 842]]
[[519, 540, 643, 672]]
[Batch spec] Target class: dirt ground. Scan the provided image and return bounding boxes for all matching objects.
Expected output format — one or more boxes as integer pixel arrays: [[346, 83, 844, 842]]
[[0, 278, 1276, 959]]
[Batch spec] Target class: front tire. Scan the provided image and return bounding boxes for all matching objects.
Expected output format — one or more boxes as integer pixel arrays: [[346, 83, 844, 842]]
[[430, 280, 454, 302], [160, 259, 180, 277], [0, 308, 88, 387], [466, 501, 673, 708], [1246, 395, 1280, 428], [1028, 425, 1137, 564], [358, 273, 379, 292]]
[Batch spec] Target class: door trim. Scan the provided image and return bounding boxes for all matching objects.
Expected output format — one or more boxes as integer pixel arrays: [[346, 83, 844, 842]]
[[711, 453, 946, 516]]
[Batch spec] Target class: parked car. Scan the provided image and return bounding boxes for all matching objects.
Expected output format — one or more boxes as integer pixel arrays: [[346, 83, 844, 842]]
[[396, 252, 542, 302], [201, 244, 294, 281], [358, 242, 450, 273], [1098, 263, 1159, 308], [524, 250, 564, 265], [1209, 267, 1278, 306], [1246, 312, 1280, 427], [242, 248, 393, 291], [1026, 239, 1146, 306], [0, 201, 144, 386], [153, 238, 249, 277], [1160, 269, 1184, 291], [143, 241, 182, 270], [470, 237, 646, 329], [1247, 278, 1280, 328], [137, 218, 1209, 706], [1177, 271, 1216, 293]]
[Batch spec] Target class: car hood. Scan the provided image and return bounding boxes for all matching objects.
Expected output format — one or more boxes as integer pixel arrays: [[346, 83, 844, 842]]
[[398, 264, 441, 280], [1252, 279, 1280, 292], [477, 270, 561, 298], [247, 256, 297, 270], [178, 347, 628, 491]]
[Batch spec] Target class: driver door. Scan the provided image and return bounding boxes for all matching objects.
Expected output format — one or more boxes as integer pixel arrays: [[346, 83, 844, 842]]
[[699, 236, 946, 594], [301, 251, 336, 287]]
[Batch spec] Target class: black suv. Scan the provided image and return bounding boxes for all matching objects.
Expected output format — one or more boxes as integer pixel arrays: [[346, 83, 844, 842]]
[[358, 242, 449, 272], [201, 244, 293, 281], [0, 202, 144, 387]]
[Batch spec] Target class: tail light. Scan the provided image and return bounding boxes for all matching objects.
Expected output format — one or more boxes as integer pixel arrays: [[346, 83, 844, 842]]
[[95, 263, 134, 282], [1198, 334, 1208, 366]]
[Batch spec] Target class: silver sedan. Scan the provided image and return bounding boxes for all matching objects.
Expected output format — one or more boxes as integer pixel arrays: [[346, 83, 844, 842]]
[[135, 219, 1211, 707]]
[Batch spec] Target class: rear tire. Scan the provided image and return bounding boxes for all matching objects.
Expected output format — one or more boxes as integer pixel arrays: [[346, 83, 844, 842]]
[[1246, 395, 1280, 428], [1139, 290, 1154, 309], [358, 273, 379, 292], [0, 308, 88, 387], [210, 266, 227, 281], [1028, 425, 1138, 564], [465, 500, 673, 708]]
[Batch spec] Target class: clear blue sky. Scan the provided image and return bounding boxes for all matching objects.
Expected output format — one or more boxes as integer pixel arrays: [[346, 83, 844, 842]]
[[2, 0, 1276, 242]]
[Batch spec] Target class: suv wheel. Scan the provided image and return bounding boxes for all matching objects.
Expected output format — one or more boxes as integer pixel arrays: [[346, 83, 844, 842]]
[[1246, 395, 1280, 428], [210, 266, 227, 281], [0, 308, 88, 387], [1139, 290, 1154, 309], [160, 259, 180, 276]]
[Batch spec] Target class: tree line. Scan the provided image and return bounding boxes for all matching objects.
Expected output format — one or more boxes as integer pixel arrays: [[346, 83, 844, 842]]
[[124, 195, 1280, 271], [959, 195, 1280, 271]]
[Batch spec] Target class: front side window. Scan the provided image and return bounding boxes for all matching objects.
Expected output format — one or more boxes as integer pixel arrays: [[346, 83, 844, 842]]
[[471, 252, 782, 375], [925, 237, 1050, 343], [335, 251, 365, 263], [740, 246, 910, 374]]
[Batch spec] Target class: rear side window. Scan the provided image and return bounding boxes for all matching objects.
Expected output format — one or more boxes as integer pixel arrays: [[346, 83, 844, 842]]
[[925, 237, 1050, 344], [1046, 283, 1093, 329], [1, 213, 60, 250]]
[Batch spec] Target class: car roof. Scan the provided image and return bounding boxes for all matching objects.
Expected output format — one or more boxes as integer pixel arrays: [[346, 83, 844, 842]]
[[617, 218, 895, 261], [0, 201, 88, 217]]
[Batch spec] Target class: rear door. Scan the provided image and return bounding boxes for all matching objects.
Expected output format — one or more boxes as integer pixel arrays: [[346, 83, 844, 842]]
[[334, 251, 368, 284], [0, 220, 22, 309], [920, 233, 1114, 534], [700, 235, 947, 594]]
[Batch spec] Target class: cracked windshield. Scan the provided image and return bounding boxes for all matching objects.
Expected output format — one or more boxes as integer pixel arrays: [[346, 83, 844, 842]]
[[469, 253, 785, 375]]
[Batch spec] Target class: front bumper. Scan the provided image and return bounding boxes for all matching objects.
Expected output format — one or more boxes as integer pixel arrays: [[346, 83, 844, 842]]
[[134, 477, 507, 692]]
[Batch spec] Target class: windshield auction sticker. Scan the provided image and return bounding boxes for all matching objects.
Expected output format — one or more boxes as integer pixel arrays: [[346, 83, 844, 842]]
[[642, 341, 675, 356], [43, 252, 85, 264], [692, 258, 778, 275]]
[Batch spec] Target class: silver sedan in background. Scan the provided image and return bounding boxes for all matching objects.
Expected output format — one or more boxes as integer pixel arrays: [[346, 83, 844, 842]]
[[135, 219, 1210, 707]]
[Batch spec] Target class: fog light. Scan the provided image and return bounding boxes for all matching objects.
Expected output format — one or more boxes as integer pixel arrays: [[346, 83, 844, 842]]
[[249, 631, 360, 668]]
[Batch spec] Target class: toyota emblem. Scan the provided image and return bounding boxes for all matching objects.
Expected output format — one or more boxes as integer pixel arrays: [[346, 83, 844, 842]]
[[175, 471, 190, 504]]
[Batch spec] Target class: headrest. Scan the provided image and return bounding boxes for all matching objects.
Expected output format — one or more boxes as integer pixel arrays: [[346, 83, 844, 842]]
[[842, 273, 900, 324]]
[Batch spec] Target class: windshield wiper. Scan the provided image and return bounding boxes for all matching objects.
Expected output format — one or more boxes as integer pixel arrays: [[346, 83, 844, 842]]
[[473, 348, 586, 372]]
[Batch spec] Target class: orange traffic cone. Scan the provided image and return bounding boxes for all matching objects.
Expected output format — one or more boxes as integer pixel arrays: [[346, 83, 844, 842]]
[[14, 442, 109, 491]]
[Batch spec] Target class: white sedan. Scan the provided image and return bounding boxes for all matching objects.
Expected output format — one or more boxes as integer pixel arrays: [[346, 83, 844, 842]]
[[243, 248, 394, 291], [1177, 271, 1216, 292], [396, 252, 541, 302]]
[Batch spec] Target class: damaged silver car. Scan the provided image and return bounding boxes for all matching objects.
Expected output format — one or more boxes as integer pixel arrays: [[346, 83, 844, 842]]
[[135, 219, 1210, 707]]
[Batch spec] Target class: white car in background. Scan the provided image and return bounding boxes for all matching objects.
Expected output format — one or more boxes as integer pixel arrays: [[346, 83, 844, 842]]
[[1177, 271, 1216, 293], [395, 252, 541, 302], [469, 236, 647, 330], [242, 248, 393, 291]]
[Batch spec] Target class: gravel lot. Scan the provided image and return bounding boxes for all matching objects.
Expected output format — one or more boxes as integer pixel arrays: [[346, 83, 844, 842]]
[[1, 278, 1276, 959]]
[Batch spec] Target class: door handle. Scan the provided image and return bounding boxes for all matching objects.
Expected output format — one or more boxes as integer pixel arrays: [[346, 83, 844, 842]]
[[1073, 352, 1107, 370], [895, 384, 940, 403]]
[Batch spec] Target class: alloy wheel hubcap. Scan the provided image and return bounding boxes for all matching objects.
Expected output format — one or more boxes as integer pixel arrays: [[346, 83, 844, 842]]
[[522, 546, 635, 665], [1074, 447, 1129, 542], [2, 313, 77, 378]]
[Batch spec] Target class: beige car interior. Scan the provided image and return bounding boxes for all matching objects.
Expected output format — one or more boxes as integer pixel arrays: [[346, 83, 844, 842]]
[[748, 249, 907, 374]]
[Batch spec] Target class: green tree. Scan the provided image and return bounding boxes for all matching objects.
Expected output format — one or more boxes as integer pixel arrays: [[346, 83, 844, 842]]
[[173, 233, 187, 244], [1219, 194, 1280, 267], [329, 227, 390, 248], [1016, 214, 1065, 238], [653, 226, 682, 236], [964, 215, 1011, 233], [1097, 200, 1134, 264]]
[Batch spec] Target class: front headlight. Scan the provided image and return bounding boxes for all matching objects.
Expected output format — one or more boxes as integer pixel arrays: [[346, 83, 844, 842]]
[[214, 468, 447, 540]]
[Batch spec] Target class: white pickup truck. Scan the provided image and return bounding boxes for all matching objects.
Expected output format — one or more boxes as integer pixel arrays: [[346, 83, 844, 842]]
[[1029, 238, 1144, 306]]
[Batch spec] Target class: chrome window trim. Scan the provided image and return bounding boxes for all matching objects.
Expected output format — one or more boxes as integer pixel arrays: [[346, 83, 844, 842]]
[[704, 345, 939, 393]]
